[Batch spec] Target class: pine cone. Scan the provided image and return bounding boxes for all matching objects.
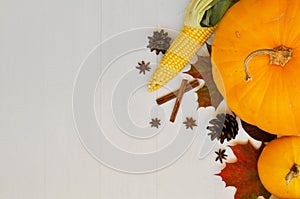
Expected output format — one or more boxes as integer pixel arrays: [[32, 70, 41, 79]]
[[147, 29, 171, 55], [207, 113, 239, 144]]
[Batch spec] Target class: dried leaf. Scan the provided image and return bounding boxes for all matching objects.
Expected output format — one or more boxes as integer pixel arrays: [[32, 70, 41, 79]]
[[195, 85, 211, 108], [184, 64, 204, 79], [184, 56, 223, 108], [217, 142, 271, 199], [241, 120, 277, 142], [206, 42, 212, 56], [185, 56, 212, 79]]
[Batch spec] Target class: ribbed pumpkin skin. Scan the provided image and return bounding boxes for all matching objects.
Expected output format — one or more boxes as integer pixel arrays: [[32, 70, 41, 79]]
[[258, 136, 300, 199], [211, 0, 300, 135]]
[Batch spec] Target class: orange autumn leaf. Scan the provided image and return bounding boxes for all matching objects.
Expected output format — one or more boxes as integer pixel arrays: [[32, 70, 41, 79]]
[[216, 142, 271, 199]]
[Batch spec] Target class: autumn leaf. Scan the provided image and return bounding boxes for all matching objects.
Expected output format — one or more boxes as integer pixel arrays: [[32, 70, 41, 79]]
[[206, 42, 212, 56], [216, 142, 271, 199], [184, 56, 223, 108], [241, 120, 277, 142], [195, 85, 211, 108], [184, 56, 212, 80], [184, 64, 204, 79]]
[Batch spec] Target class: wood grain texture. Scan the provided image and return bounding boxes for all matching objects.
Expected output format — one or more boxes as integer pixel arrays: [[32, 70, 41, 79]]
[[0, 0, 236, 198]]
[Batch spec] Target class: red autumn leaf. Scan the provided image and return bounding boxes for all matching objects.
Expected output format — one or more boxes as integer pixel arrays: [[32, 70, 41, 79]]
[[216, 142, 271, 199], [184, 56, 223, 108]]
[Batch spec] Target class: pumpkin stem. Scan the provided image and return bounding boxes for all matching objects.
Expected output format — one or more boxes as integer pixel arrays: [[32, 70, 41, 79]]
[[243, 45, 293, 81], [285, 163, 299, 185]]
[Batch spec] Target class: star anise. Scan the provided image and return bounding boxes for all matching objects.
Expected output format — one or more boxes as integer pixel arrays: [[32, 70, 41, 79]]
[[150, 118, 161, 128], [147, 29, 171, 55], [136, 61, 151, 75], [183, 117, 197, 130], [207, 113, 239, 144], [215, 148, 227, 163]]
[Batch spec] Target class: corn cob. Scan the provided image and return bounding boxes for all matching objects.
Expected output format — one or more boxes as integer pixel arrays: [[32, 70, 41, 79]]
[[148, 25, 216, 91], [148, 0, 236, 92]]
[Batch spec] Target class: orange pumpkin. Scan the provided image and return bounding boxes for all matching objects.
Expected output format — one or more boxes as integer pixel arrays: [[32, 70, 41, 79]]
[[211, 0, 300, 135], [258, 136, 300, 199]]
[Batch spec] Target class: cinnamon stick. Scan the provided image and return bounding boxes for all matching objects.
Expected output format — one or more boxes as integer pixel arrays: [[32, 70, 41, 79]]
[[156, 79, 199, 105], [170, 79, 188, 123]]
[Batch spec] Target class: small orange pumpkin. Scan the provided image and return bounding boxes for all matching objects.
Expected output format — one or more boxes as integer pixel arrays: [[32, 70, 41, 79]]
[[211, 0, 300, 135], [258, 136, 300, 199]]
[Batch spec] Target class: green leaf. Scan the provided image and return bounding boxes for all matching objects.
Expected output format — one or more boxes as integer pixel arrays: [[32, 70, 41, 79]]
[[200, 0, 239, 27]]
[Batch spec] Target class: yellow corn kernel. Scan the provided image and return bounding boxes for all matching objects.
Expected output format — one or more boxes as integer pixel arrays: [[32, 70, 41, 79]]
[[148, 25, 216, 92]]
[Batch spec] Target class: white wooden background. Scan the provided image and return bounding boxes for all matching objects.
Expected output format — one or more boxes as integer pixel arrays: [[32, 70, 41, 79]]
[[0, 0, 243, 198]]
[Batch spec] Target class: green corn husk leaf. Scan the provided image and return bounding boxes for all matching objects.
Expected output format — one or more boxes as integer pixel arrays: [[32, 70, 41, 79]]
[[184, 0, 216, 28], [184, 0, 238, 28], [201, 0, 238, 27]]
